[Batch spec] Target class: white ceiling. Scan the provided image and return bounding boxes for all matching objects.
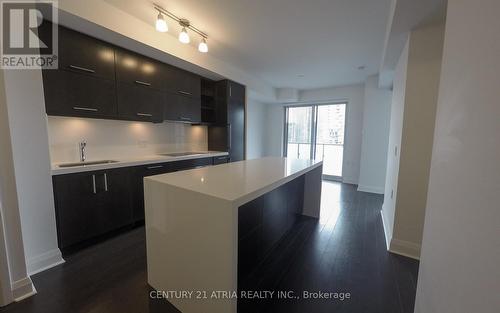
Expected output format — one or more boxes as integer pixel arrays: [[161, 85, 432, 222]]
[[103, 0, 391, 90]]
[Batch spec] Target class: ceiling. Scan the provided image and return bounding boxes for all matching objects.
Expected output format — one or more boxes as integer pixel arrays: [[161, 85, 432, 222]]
[[103, 0, 392, 90]]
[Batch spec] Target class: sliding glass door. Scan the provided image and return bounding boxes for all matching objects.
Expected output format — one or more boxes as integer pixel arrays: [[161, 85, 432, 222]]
[[284, 103, 346, 181]]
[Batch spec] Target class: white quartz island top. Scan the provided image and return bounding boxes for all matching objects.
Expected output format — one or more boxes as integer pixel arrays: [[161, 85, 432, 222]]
[[147, 157, 323, 205]]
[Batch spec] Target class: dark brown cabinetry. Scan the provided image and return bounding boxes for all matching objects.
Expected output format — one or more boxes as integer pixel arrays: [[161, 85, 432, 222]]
[[237, 175, 305, 281], [53, 157, 218, 252], [43, 69, 117, 118], [42, 25, 118, 119], [52, 167, 133, 250], [164, 92, 201, 123], [208, 80, 246, 162], [42, 24, 245, 126]]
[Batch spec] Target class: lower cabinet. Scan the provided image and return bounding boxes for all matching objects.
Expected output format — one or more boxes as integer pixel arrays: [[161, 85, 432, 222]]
[[52, 167, 133, 250], [53, 157, 219, 252], [237, 175, 305, 281]]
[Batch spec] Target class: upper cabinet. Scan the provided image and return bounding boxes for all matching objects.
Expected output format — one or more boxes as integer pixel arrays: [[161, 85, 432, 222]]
[[115, 49, 165, 122], [41, 24, 243, 126], [164, 66, 201, 99], [42, 26, 117, 118], [58, 27, 116, 80], [115, 49, 166, 90]]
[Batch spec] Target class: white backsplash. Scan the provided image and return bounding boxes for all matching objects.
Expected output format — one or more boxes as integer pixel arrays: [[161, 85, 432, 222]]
[[47, 116, 208, 163]]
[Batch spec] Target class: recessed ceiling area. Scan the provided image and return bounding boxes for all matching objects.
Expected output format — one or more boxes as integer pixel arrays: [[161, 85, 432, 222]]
[[103, 0, 392, 90]]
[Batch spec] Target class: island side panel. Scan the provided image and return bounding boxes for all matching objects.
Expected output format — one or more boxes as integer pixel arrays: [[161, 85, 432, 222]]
[[303, 164, 323, 218], [144, 178, 238, 313]]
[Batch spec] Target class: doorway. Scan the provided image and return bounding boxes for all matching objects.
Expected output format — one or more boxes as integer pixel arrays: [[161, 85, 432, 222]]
[[284, 103, 347, 181]]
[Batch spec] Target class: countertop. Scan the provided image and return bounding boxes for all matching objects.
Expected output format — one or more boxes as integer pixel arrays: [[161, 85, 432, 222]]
[[146, 157, 323, 203], [51, 151, 229, 175]]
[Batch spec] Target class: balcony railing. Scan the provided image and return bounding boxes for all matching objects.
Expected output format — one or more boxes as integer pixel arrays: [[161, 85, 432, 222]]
[[286, 142, 343, 177]]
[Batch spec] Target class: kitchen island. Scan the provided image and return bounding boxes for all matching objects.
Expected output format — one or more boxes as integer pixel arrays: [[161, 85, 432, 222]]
[[144, 157, 323, 313]]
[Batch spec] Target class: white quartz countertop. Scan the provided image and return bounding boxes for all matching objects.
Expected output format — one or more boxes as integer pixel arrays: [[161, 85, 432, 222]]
[[51, 151, 229, 175], [146, 157, 322, 203]]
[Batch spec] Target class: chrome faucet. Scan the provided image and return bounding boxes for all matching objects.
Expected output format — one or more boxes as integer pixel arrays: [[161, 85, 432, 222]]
[[79, 140, 87, 162]]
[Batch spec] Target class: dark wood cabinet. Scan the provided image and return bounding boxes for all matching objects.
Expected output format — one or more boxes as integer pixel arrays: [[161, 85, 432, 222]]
[[42, 69, 117, 118], [116, 82, 164, 122], [131, 157, 213, 222], [213, 155, 230, 165], [132, 163, 173, 222], [164, 66, 201, 99], [115, 49, 165, 90], [52, 167, 133, 250], [58, 26, 116, 81], [164, 93, 201, 123], [237, 176, 305, 281], [208, 80, 246, 162], [53, 157, 216, 252]]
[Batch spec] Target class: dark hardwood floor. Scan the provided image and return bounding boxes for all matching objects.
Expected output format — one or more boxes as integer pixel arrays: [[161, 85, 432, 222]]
[[0, 181, 418, 313]]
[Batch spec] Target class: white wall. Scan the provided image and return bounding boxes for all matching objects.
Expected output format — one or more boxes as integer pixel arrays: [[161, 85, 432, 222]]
[[3, 70, 63, 276], [357, 75, 392, 194], [245, 99, 267, 159], [382, 23, 445, 259], [381, 40, 408, 248], [0, 69, 35, 303], [47, 117, 208, 164], [265, 84, 365, 184], [415, 1, 500, 312]]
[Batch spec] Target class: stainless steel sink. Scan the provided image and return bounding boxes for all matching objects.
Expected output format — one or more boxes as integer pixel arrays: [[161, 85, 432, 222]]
[[159, 152, 207, 157], [58, 160, 118, 168]]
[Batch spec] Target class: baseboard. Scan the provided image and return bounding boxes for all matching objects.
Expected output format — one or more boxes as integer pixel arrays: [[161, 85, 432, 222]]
[[380, 210, 391, 250], [11, 277, 36, 302], [341, 177, 357, 185], [389, 238, 421, 260], [357, 184, 384, 194], [27, 248, 65, 276]]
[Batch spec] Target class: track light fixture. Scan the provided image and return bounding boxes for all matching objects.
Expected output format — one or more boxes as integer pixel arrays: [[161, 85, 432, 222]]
[[153, 4, 208, 53]]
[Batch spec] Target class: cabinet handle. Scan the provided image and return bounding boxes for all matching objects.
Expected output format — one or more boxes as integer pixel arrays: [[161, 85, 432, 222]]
[[217, 156, 227, 160], [137, 113, 153, 117], [73, 107, 98, 112], [135, 80, 151, 86], [147, 165, 163, 170], [178, 90, 192, 96], [228, 124, 232, 150], [179, 116, 191, 121], [103, 173, 108, 192], [92, 175, 96, 194], [69, 65, 95, 73], [229, 85, 232, 97]]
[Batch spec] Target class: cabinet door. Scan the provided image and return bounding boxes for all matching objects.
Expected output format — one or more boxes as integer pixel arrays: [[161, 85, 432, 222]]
[[132, 163, 172, 222], [262, 184, 289, 255], [228, 97, 245, 161], [286, 176, 305, 229], [164, 93, 201, 123], [164, 66, 201, 98], [43, 69, 117, 118], [98, 168, 133, 232], [116, 82, 164, 122], [229, 81, 245, 102], [115, 49, 165, 90], [170, 157, 213, 171], [58, 26, 116, 80], [213, 155, 230, 165], [53, 172, 106, 249]]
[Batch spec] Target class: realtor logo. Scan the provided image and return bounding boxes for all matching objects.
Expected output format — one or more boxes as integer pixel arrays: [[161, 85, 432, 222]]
[[1, 0, 58, 69]]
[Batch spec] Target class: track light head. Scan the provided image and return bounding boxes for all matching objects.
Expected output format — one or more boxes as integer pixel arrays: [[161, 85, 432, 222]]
[[155, 12, 168, 32], [179, 27, 190, 44], [198, 38, 208, 53]]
